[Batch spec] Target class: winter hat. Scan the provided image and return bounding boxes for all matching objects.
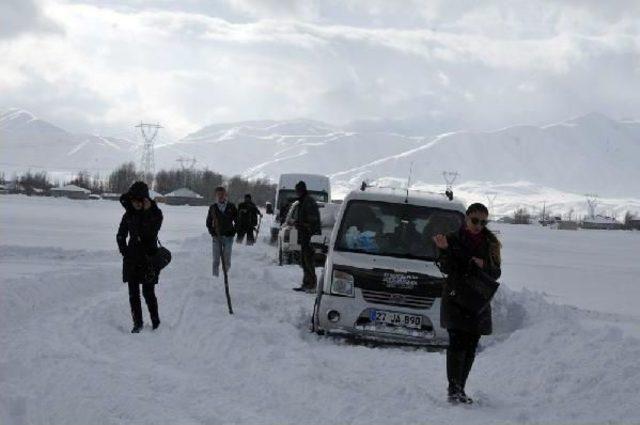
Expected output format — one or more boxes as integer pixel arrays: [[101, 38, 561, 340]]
[[295, 181, 307, 192], [128, 181, 150, 200]]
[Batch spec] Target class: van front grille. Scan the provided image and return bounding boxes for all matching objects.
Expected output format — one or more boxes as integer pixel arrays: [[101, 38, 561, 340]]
[[361, 289, 435, 310]]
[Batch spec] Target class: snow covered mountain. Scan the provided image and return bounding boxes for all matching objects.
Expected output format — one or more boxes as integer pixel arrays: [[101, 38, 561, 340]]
[[2, 108, 639, 204], [157, 119, 424, 179], [0, 108, 138, 175], [330, 113, 640, 198]]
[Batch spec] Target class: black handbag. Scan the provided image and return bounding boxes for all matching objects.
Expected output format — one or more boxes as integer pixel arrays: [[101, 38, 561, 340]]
[[450, 266, 499, 315], [151, 239, 172, 271]]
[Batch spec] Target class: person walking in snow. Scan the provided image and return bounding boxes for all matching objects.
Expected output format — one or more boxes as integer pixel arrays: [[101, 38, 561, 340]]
[[433, 202, 502, 404], [206, 186, 238, 277], [236, 193, 263, 245], [117, 181, 164, 333], [292, 181, 321, 292]]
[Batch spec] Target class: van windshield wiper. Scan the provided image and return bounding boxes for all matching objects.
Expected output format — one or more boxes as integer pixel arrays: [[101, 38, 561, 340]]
[[336, 247, 434, 261]]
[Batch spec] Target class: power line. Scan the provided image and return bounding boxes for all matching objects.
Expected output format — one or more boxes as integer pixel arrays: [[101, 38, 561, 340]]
[[136, 122, 162, 185]]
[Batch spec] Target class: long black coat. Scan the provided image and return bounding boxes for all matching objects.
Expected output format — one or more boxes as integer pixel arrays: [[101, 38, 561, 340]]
[[436, 227, 501, 335], [117, 195, 163, 284], [237, 201, 261, 228], [294, 193, 320, 245]]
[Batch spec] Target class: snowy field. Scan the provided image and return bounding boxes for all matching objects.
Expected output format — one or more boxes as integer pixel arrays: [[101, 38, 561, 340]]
[[1, 195, 640, 425]]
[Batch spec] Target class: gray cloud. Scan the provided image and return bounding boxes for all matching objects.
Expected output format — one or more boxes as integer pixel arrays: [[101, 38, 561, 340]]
[[0, 0, 62, 38], [0, 0, 638, 138]]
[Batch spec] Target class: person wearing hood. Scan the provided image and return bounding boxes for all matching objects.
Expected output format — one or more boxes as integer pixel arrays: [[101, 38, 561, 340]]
[[292, 181, 321, 292], [117, 181, 164, 333]]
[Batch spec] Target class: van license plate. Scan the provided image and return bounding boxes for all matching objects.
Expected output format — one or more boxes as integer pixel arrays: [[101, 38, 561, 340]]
[[370, 310, 422, 329]]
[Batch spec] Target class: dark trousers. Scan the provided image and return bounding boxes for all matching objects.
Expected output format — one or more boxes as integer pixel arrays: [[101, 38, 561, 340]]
[[236, 226, 256, 245], [128, 281, 159, 326], [447, 329, 480, 392], [300, 242, 317, 289]]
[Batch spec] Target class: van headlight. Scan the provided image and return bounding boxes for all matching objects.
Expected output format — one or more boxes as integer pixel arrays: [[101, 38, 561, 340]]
[[331, 270, 355, 297]]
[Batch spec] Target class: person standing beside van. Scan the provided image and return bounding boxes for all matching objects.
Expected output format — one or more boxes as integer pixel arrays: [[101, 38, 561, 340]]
[[292, 181, 321, 292], [206, 186, 237, 277], [117, 181, 163, 333], [433, 202, 501, 404], [236, 193, 263, 245]]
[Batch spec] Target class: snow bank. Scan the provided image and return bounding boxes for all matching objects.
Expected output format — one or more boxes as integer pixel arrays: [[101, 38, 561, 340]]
[[2, 232, 640, 425], [1, 197, 639, 424]]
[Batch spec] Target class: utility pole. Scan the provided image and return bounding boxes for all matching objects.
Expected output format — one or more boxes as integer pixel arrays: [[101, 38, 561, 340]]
[[486, 192, 497, 216], [136, 122, 162, 186], [585, 194, 598, 219], [176, 156, 197, 187]]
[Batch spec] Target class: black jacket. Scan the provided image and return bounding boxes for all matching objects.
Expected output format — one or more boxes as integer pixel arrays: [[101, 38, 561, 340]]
[[117, 194, 163, 284], [237, 201, 261, 228], [294, 193, 321, 244], [206, 202, 238, 237], [436, 227, 501, 335]]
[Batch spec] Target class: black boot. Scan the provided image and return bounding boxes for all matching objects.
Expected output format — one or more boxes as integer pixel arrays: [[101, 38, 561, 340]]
[[143, 283, 160, 330], [128, 282, 147, 333], [446, 348, 466, 403], [458, 351, 476, 404]]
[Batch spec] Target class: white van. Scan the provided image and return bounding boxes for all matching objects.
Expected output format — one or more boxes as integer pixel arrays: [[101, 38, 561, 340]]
[[269, 173, 331, 243], [277, 200, 339, 266], [312, 186, 466, 346]]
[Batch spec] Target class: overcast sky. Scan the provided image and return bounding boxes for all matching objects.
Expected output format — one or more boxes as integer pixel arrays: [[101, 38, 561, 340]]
[[1, 0, 639, 138]]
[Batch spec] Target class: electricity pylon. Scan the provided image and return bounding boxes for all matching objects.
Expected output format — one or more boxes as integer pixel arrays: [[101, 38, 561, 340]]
[[136, 122, 162, 185]]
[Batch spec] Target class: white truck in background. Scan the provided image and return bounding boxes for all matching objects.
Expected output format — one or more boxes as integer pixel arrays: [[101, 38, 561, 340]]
[[269, 173, 331, 244], [278, 200, 339, 266]]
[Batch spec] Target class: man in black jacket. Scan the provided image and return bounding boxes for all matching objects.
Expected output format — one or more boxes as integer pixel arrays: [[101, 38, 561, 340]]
[[236, 194, 263, 245], [206, 186, 237, 277], [117, 181, 163, 333], [292, 181, 321, 292]]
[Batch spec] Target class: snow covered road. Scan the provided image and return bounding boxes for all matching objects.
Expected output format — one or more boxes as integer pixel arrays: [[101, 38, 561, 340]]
[[1, 196, 640, 424]]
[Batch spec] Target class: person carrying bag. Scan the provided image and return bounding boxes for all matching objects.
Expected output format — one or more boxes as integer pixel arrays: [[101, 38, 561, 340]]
[[117, 181, 165, 333], [433, 202, 502, 405]]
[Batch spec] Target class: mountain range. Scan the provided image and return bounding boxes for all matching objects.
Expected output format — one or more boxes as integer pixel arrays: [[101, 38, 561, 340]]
[[2, 108, 639, 209]]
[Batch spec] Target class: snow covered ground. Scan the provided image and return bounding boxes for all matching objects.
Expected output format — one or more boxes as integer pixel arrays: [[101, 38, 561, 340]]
[[1, 195, 640, 424]]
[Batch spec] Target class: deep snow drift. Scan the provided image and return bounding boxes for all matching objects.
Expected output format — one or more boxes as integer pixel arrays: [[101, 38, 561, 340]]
[[1, 195, 640, 425]]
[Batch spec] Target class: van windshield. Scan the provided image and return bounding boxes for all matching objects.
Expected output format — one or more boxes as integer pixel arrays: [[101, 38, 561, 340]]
[[335, 200, 464, 260]]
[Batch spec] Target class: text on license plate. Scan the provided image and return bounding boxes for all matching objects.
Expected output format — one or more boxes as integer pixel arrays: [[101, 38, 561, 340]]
[[370, 310, 422, 329]]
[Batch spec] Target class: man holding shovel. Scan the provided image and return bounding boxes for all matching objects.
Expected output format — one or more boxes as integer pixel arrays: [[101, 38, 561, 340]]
[[206, 186, 238, 278]]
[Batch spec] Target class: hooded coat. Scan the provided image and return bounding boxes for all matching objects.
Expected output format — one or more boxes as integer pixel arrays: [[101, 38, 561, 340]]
[[116, 182, 163, 284], [436, 227, 501, 335]]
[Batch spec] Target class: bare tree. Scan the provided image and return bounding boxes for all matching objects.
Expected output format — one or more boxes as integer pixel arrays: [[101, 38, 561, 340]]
[[513, 208, 531, 224], [108, 162, 140, 194]]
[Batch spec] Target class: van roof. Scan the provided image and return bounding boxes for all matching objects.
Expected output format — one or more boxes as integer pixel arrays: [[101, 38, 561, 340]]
[[344, 186, 466, 213], [278, 173, 330, 190]]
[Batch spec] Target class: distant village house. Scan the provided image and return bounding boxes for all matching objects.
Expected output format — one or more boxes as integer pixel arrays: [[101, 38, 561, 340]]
[[163, 188, 206, 206], [50, 185, 91, 200]]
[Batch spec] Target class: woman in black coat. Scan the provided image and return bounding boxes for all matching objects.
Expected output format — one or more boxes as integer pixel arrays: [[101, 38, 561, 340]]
[[433, 203, 501, 404], [117, 181, 163, 333]]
